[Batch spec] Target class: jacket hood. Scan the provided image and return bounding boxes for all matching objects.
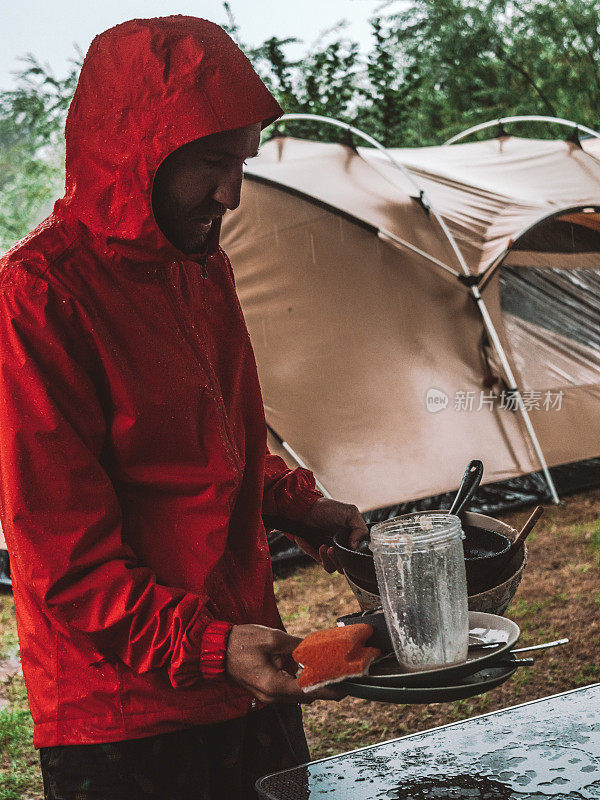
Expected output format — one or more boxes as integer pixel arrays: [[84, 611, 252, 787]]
[[53, 16, 283, 263]]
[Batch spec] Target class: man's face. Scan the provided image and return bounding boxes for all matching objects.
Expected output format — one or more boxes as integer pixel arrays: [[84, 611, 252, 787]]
[[152, 122, 261, 254]]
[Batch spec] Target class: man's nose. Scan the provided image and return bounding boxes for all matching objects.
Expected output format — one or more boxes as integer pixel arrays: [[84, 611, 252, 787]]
[[212, 164, 244, 211]]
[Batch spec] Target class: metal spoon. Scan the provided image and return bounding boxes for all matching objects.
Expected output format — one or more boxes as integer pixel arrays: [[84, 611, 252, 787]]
[[449, 460, 484, 517], [472, 637, 569, 652], [512, 638, 569, 654]]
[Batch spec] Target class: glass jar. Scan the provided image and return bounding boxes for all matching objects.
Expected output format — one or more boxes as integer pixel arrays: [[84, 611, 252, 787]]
[[370, 512, 469, 672]]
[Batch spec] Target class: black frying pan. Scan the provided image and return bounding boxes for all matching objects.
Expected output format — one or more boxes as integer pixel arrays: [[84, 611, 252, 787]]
[[333, 460, 495, 593], [262, 514, 334, 550], [333, 521, 513, 598], [265, 460, 512, 595]]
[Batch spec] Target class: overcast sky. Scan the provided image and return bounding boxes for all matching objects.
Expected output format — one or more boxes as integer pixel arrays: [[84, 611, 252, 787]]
[[1, 0, 399, 90]]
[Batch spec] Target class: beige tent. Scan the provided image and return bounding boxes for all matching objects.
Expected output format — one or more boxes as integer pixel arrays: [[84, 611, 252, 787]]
[[221, 120, 600, 514], [1, 120, 599, 580]]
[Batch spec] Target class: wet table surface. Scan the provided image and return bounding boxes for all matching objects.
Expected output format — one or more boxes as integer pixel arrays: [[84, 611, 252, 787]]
[[256, 684, 600, 799]]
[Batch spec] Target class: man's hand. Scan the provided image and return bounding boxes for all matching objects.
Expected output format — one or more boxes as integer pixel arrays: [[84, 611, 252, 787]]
[[298, 498, 369, 573], [226, 624, 344, 704]]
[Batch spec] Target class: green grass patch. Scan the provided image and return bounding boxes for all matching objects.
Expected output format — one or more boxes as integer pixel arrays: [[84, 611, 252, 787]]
[[0, 705, 39, 800], [509, 599, 548, 618], [574, 563, 592, 573], [0, 598, 18, 662], [511, 667, 532, 688], [304, 716, 386, 758], [0, 595, 41, 800], [446, 699, 477, 722], [588, 525, 600, 563], [573, 663, 600, 685], [568, 522, 587, 539], [4, 675, 28, 708], [570, 519, 600, 564], [281, 604, 310, 622]]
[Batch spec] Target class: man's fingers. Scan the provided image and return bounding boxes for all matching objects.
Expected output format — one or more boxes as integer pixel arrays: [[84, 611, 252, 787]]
[[249, 667, 306, 704], [318, 544, 338, 573], [253, 673, 347, 704], [319, 545, 343, 574], [228, 624, 346, 705], [261, 627, 302, 655], [342, 506, 369, 550], [272, 653, 286, 670], [348, 520, 369, 550], [326, 546, 343, 572]]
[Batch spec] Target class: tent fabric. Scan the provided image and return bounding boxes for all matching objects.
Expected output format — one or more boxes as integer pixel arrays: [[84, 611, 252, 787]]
[[221, 134, 600, 512], [582, 136, 600, 160], [369, 138, 600, 273], [242, 138, 461, 272], [244, 136, 600, 276]]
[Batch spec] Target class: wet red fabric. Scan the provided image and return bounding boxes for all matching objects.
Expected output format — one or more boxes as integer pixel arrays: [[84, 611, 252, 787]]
[[0, 17, 322, 747]]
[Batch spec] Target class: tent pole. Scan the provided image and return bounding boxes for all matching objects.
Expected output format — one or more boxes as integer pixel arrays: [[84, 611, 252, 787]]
[[275, 113, 560, 503], [280, 113, 433, 200], [396, 137, 560, 500], [266, 423, 332, 498], [471, 286, 560, 504], [443, 115, 600, 145], [280, 113, 471, 274], [377, 230, 460, 277], [478, 203, 600, 293]]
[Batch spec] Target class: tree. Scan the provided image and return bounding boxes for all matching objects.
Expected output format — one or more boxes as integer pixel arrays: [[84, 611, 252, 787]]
[[224, 5, 361, 143], [381, 0, 600, 144], [2, 1, 600, 251], [354, 15, 406, 146], [0, 54, 79, 251]]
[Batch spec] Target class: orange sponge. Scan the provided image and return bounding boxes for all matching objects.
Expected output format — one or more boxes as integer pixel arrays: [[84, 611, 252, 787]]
[[293, 623, 381, 689]]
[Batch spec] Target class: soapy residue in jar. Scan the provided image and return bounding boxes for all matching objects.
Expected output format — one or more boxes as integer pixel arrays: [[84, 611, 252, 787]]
[[373, 533, 469, 671]]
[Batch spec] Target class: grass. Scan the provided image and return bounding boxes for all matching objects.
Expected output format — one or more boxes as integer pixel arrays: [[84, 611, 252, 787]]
[[0, 488, 599, 787], [0, 705, 38, 800], [0, 592, 38, 800], [589, 526, 600, 563], [0, 600, 17, 662]]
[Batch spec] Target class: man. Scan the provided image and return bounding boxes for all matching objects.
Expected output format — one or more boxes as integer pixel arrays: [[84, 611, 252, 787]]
[[0, 16, 367, 800]]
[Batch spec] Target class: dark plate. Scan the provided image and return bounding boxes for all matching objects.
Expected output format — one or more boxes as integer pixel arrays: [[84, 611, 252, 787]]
[[338, 610, 520, 686], [339, 658, 518, 704]]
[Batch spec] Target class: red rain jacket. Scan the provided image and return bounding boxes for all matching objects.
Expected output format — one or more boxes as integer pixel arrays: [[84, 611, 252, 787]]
[[0, 17, 322, 747]]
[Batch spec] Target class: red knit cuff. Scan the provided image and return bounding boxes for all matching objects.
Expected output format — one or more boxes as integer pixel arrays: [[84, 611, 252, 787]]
[[199, 621, 233, 679]]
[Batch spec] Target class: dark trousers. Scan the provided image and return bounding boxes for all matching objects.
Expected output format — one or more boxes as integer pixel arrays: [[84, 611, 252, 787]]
[[39, 704, 310, 800]]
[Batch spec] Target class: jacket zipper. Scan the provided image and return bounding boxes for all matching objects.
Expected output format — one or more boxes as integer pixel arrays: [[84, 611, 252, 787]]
[[163, 261, 252, 623], [162, 263, 243, 475]]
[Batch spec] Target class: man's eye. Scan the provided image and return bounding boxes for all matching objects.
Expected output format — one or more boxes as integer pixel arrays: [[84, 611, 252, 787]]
[[202, 157, 222, 165]]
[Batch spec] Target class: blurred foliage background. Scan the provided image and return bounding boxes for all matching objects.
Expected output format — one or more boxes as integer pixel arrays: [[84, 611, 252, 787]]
[[2, 0, 600, 251]]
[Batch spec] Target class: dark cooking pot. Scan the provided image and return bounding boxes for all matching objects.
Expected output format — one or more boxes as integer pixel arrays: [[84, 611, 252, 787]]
[[462, 524, 511, 594], [334, 510, 514, 597], [333, 523, 379, 594]]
